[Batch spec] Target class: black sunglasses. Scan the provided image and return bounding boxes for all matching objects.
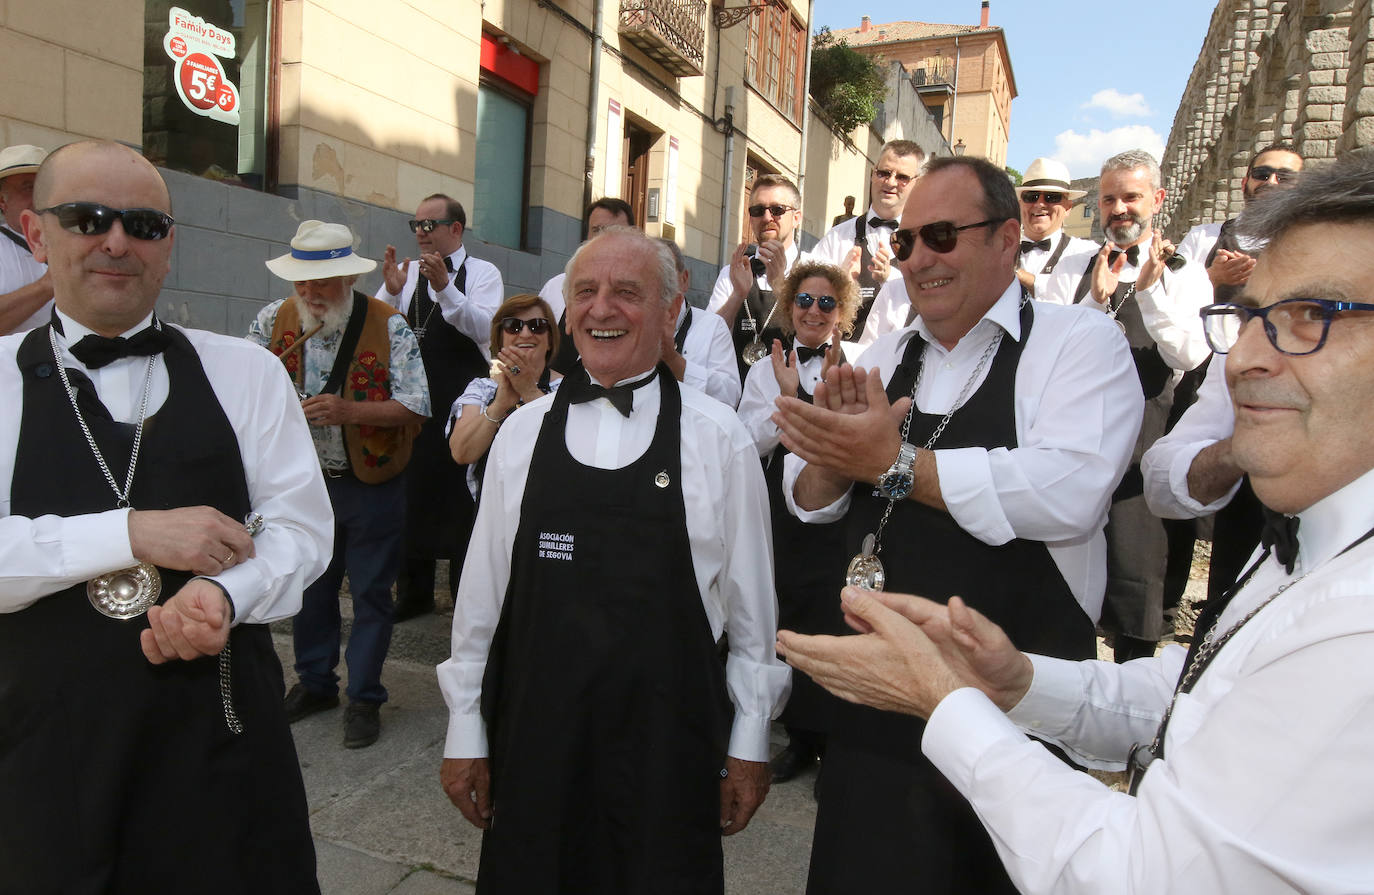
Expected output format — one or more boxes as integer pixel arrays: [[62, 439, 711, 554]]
[[748, 203, 796, 218], [408, 218, 456, 234], [499, 316, 551, 335], [873, 168, 914, 186], [1248, 166, 1299, 184], [1019, 190, 1065, 204], [890, 219, 1006, 260], [36, 202, 174, 241], [794, 293, 837, 311]]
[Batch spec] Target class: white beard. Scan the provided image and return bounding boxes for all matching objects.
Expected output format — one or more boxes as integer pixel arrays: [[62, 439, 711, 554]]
[[292, 292, 352, 337]]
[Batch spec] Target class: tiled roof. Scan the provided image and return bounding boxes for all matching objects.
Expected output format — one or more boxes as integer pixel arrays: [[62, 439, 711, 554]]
[[827, 21, 992, 47]]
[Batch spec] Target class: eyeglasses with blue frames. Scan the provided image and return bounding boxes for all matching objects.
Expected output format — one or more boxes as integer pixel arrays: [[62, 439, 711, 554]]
[[408, 218, 456, 234], [1200, 298, 1374, 356], [36, 203, 175, 241], [794, 293, 838, 312]]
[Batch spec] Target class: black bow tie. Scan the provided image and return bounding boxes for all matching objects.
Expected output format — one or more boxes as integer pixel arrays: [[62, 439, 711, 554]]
[[1260, 506, 1300, 575], [1108, 245, 1141, 267], [794, 343, 829, 364], [1020, 238, 1052, 254], [566, 368, 658, 418], [444, 256, 455, 272], [868, 216, 898, 229], [68, 324, 172, 370]]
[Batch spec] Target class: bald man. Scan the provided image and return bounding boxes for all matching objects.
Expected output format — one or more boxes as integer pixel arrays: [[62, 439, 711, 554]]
[[0, 141, 331, 891]]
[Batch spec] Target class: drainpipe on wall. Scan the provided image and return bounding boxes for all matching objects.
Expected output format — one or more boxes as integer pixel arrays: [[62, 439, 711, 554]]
[[796, 0, 815, 211], [582, 0, 605, 234], [718, 86, 736, 268], [949, 35, 960, 153]]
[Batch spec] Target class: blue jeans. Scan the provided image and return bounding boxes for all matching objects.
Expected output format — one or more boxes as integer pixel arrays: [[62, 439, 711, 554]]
[[293, 472, 405, 704]]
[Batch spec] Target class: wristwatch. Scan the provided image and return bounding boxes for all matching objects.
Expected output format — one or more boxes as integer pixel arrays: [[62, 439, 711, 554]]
[[876, 442, 918, 501]]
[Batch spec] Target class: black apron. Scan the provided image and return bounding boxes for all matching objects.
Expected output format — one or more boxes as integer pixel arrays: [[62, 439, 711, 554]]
[[847, 215, 883, 341], [729, 282, 791, 381], [0, 324, 317, 894], [405, 260, 485, 559], [1074, 259, 1175, 640], [807, 302, 1095, 895], [477, 365, 731, 895], [763, 374, 847, 733]]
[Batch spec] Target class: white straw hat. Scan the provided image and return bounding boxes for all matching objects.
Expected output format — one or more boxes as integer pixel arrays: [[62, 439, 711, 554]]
[[266, 220, 377, 281], [1015, 158, 1087, 201], [0, 144, 48, 181]]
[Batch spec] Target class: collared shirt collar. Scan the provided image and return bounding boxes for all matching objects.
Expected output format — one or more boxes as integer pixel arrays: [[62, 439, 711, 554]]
[[1293, 465, 1374, 573], [898, 277, 1024, 355], [54, 307, 156, 344]]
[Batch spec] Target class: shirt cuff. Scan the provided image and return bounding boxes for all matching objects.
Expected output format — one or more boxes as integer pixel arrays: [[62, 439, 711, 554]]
[[208, 561, 267, 624], [922, 687, 1025, 786], [1005, 653, 1087, 733], [727, 712, 773, 763], [934, 447, 1015, 545], [444, 712, 490, 759], [781, 456, 851, 523], [1168, 442, 1241, 516], [77, 508, 138, 574]]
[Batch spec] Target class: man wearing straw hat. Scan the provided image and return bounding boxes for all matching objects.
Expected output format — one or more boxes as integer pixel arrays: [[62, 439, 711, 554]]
[[1012, 157, 1098, 300], [248, 220, 429, 749], [0, 143, 54, 334]]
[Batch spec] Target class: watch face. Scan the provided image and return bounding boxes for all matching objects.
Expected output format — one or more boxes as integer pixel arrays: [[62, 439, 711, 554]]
[[879, 471, 914, 500]]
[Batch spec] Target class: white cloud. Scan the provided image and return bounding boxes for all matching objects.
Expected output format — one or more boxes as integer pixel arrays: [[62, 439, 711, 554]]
[[1082, 89, 1153, 118], [1052, 126, 1166, 179]]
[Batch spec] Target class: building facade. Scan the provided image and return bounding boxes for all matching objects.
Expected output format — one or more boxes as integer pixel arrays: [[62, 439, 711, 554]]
[[1160, 0, 1374, 236], [1, 0, 928, 329], [824, 2, 1015, 167]]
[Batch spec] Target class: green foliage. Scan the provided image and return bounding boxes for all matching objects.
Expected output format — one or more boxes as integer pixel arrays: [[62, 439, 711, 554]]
[[1005, 166, 1023, 186], [809, 28, 888, 135]]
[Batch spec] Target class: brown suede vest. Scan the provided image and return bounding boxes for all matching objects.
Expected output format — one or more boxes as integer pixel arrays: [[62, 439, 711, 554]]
[[267, 294, 419, 484]]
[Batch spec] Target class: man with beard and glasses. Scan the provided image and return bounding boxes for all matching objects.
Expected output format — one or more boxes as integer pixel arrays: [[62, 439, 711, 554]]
[[249, 220, 430, 749], [710, 174, 815, 378], [0, 140, 330, 891], [811, 140, 924, 343], [1042, 149, 1213, 663], [1142, 145, 1305, 605], [778, 148, 1374, 895], [378, 194, 503, 623], [771, 155, 1141, 895]]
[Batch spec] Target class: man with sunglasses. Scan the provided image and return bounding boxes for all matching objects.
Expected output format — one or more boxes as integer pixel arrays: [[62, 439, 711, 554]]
[[378, 194, 503, 622], [1041, 149, 1213, 664], [0, 141, 331, 890], [0, 144, 55, 334], [772, 155, 1142, 895], [776, 148, 1374, 895], [811, 140, 924, 340], [1011, 157, 1098, 300], [709, 173, 813, 377]]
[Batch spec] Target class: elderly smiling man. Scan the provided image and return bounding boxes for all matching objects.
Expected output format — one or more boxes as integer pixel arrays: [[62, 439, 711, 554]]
[[779, 149, 1374, 895], [439, 226, 789, 894], [248, 221, 429, 749]]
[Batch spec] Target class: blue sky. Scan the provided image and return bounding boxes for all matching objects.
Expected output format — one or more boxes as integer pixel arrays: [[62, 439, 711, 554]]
[[810, 0, 1219, 178]]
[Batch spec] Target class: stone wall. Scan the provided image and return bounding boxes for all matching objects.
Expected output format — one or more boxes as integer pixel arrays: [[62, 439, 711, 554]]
[[1160, 0, 1372, 236]]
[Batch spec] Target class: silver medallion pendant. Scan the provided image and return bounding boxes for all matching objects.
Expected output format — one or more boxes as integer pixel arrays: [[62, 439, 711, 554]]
[[87, 561, 163, 619], [846, 533, 885, 591], [742, 340, 769, 366]]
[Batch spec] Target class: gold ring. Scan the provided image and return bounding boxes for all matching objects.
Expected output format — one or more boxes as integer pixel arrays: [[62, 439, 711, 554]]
[[221, 552, 234, 565]]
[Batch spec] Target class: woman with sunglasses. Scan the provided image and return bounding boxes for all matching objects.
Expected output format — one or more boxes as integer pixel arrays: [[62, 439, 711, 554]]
[[736, 261, 857, 792], [447, 294, 561, 500]]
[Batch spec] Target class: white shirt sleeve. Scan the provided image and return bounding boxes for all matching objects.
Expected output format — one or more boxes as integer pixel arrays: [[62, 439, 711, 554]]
[[679, 309, 742, 407], [1142, 356, 1240, 519], [737, 359, 783, 457], [1134, 259, 1212, 371], [855, 277, 911, 350], [435, 254, 504, 357], [539, 273, 567, 324]]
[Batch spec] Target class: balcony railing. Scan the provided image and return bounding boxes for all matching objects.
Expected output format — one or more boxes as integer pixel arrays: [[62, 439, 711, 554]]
[[619, 0, 707, 77]]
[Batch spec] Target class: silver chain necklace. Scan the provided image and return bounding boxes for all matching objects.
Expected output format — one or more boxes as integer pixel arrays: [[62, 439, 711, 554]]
[[846, 326, 1004, 590]]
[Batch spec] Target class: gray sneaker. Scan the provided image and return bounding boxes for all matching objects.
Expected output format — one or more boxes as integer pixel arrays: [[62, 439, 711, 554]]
[[343, 701, 381, 749]]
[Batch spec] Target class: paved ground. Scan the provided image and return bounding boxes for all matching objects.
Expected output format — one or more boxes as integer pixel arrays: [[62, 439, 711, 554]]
[[275, 600, 818, 895]]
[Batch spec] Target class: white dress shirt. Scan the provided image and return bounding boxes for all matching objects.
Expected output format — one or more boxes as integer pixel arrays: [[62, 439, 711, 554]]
[[922, 465, 1374, 895], [808, 204, 903, 285], [1142, 355, 1239, 519], [539, 272, 567, 326], [737, 349, 825, 458], [856, 276, 912, 349], [437, 373, 791, 762], [707, 242, 811, 315], [1039, 235, 1213, 372], [0, 309, 334, 623], [784, 282, 1144, 620], [0, 224, 50, 332], [377, 244, 504, 360], [1018, 229, 1100, 300], [675, 301, 742, 407], [1175, 221, 1224, 267]]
